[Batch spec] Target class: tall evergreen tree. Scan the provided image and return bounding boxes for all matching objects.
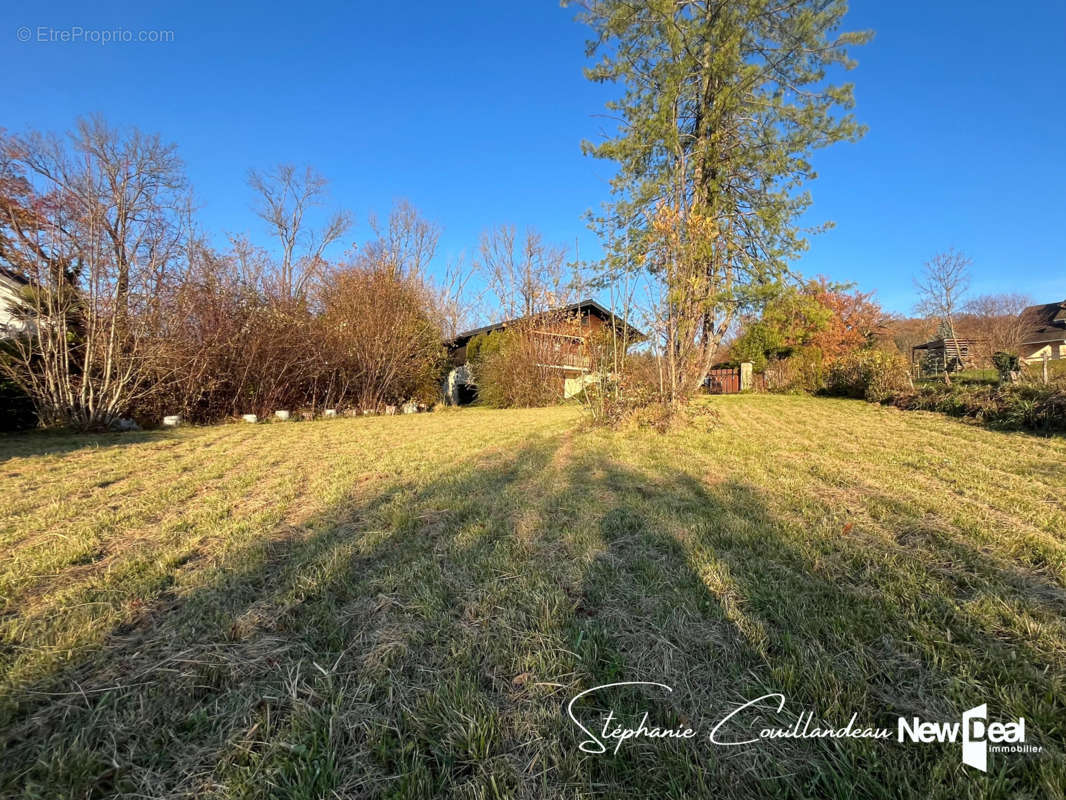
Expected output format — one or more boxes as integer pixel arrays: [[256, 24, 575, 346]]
[[569, 0, 871, 396]]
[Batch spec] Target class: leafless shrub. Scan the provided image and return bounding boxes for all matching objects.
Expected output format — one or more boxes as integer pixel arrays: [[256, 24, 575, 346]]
[[824, 349, 913, 402], [317, 262, 445, 410], [357, 200, 479, 340], [141, 240, 319, 422], [2, 122, 453, 429], [143, 244, 445, 422]]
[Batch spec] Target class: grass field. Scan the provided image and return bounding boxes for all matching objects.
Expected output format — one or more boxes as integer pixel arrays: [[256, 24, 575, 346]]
[[1, 396, 1063, 798]]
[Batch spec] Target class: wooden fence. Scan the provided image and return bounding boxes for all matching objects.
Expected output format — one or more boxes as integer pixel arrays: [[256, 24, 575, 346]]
[[705, 367, 741, 394]]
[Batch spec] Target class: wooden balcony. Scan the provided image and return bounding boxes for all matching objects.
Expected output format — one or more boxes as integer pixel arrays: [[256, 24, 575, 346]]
[[536, 351, 590, 370]]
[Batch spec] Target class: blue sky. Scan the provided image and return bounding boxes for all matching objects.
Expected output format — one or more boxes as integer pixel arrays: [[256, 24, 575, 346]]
[[3, 0, 1064, 314]]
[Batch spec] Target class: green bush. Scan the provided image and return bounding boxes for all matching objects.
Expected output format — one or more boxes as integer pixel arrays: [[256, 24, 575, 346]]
[[824, 349, 912, 402], [465, 331, 507, 367], [992, 351, 1020, 382]]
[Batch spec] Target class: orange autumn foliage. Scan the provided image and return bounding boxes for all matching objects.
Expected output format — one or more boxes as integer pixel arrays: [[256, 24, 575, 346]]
[[806, 277, 885, 363]]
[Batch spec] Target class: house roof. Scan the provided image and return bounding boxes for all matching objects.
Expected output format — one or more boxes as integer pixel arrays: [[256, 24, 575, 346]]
[[1018, 300, 1066, 345], [449, 299, 645, 347]]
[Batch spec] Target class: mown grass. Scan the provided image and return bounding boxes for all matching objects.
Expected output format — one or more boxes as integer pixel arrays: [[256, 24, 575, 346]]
[[0, 396, 1063, 799]]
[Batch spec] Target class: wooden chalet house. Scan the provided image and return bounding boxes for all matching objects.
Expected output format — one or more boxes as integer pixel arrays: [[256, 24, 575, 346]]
[[444, 299, 643, 404]]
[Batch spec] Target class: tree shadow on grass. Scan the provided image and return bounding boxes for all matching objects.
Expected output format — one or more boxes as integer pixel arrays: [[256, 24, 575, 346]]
[[0, 425, 1062, 799], [0, 431, 570, 797], [0, 428, 180, 464], [555, 454, 1063, 799]]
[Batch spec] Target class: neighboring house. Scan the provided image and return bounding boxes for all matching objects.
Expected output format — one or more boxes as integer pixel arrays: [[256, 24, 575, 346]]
[[0, 267, 30, 337], [1017, 300, 1066, 363], [444, 299, 644, 404]]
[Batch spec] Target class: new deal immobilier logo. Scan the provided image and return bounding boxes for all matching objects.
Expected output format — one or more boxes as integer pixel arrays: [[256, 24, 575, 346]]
[[565, 684, 1043, 774], [898, 704, 1038, 771]]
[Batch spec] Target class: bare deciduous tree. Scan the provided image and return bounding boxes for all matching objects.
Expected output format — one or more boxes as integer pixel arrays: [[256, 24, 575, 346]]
[[247, 164, 351, 301], [963, 292, 1032, 355], [914, 249, 972, 340], [0, 118, 190, 429], [432, 252, 482, 339], [476, 224, 577, 318], [362, 199, 440, 280], [357, 199, 481, 338]]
